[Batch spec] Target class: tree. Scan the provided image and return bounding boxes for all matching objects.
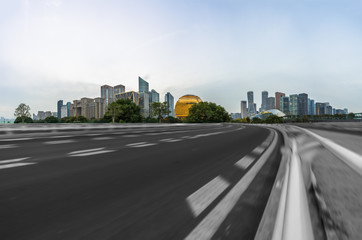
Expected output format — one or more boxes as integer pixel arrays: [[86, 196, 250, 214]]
[[252, 117, 263, 123], [14, 103, 31, 123], [265, 115, 284, 124], [150, 102, 170, 123], [14, 116, 33, 123], [107, 101, 122, 123], [44, 116, 59, 123], [186, 102, 230, 123], [104, 99, 142, 123]]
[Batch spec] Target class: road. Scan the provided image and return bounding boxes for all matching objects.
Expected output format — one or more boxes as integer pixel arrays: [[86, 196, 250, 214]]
[[0, 124, 282, 240]]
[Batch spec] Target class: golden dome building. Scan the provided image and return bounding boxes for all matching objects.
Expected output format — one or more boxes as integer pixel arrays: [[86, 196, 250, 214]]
[[175, 95, 203, 119]]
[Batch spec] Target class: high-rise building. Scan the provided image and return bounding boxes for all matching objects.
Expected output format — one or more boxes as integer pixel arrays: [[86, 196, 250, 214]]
[[69, 97, 105, 120], [139, 92, 150, 117], [298, 93, 308, 116], [138, 77, 149, 93], [66, 102, 71, 117], [308, 99, 315, 115], [280, 96, 290, 115], [114, 84, 125, 95], [60, 105, 68, 118], [164, 92, 175, 117], [315, 102, 329, 115], [150, 89, 159, 103], [344, 108, 348, 114], [240, 101, 247, 119], [57, 100, 63, 119], [333, 108, 336, 115], [37, 111, 45, 120], [275, 92, 285, 110], [247, 91, 256, 116], [336, 109, 344, 115], [326, 105, 333, 115], [101, 85, 115, 106], [261, 91, 268, 111], [115, 91, 139, 105], [266, 97, 275, 110], [289, 94, 299, 116]]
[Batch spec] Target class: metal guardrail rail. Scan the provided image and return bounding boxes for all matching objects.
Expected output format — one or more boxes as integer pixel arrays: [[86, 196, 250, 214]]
[[261, 126, 315, 240]]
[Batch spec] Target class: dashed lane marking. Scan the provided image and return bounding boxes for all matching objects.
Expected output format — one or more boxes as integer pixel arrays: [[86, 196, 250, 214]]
[[234, 155, 255, 170], [0, 157, 30, 164], [185, 131, 277, 240], [85, 133, 103, 136], [0, 138, 34, 142], [0, 144, 18, 149], [48, 135, 72, 139], [186, 176, 229, 217], [68, 147, 115, 157], [92, 137, 114, 140], [126, 142, 158, 148], [159, 138, 183, 143], [122, 135, 140, 138], [44, 140, 75, 145], [251, 146, 265, 155], [0, 162, 36, 170]]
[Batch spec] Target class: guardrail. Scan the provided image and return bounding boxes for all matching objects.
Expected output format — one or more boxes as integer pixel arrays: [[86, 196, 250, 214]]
[[298, 127, 362, 176], [272, 139, 314, 240], [255, 125, 314, 240]]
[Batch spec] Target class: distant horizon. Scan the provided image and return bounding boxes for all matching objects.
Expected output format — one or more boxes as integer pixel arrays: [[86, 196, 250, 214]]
[[1, 1, 362, 118]]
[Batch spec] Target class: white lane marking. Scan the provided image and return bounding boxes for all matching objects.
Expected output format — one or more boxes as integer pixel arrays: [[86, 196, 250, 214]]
[[92, 137, 114, 140], [0, 157, 30, 164], [44, 140, 75, 145], [126, 142, 147, 147], [186, 176, 229, 217], [69, 150, 115, 157], [0, 162, 36, 170], [48, 135, 72, 139], [0, 144, 18, 149], [85, 133, 103, 136], [159, 138, 183, 143], [0, 138, 34, 142], [189, 132, 223, 139], [185, 131, 277, 240], [234, 155, 255, 170], [252, 146, 265, 155], [130, 143, 158, 148], [69, 148, 105, 155]]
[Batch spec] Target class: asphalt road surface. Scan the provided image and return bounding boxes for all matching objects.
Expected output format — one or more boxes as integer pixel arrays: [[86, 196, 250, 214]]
[[0, 124, 282, 240]]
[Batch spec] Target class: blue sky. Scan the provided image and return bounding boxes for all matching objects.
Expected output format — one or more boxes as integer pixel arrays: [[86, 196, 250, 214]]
[[1, 0, 362, 118]]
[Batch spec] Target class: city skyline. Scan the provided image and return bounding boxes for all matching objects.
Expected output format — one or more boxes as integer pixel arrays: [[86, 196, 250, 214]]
[[1, 1, 362, 118]]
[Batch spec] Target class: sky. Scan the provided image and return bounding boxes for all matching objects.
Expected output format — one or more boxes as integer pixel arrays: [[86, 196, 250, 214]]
[[1, 0, 362, 118]]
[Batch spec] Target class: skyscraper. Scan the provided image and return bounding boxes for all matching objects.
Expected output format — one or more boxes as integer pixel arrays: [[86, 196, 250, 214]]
[[289, 94, 299, 116], [114, 84, 125, 95], [315, 102, 329, 115], [266, 97, 275, 110], [66, 102, 71, 117], [57, 100, 63, 119], [138, 77, 149, 93], [261, 91, 268, 111], [101, 85, 114, 106], [308, 99, 315, 115], [275, 92, 285, 110], [247, 91, 255, 116], [164, 92, 175, 117], [240, 101, 247, 119], [150, 89, 159, 103], [280, 96, 290, 115], [298, 93, 308, 116]]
